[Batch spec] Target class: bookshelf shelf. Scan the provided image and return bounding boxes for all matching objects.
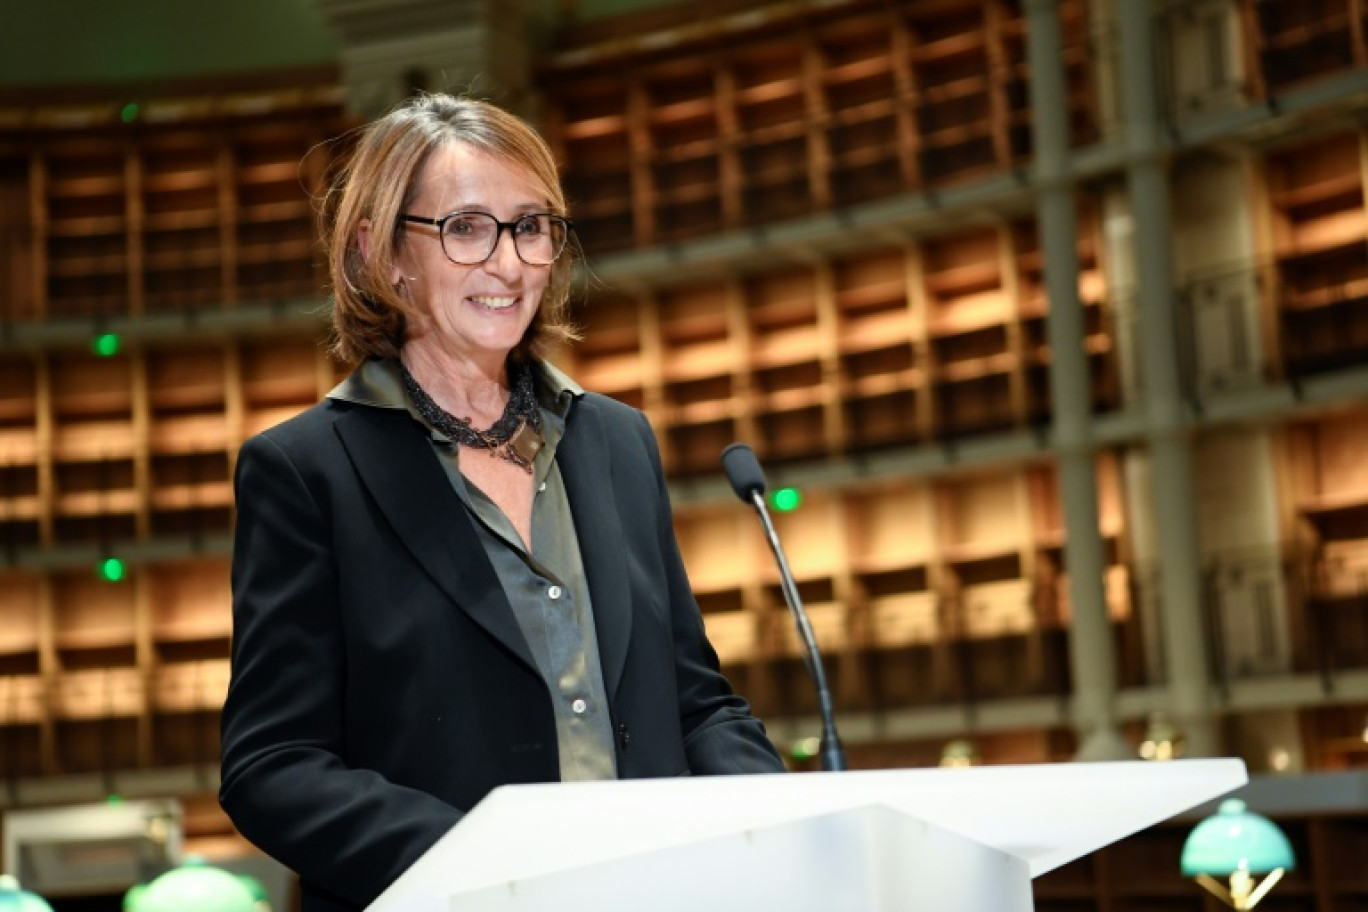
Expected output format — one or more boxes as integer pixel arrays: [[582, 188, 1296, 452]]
[[541, 0, 1097, 254]]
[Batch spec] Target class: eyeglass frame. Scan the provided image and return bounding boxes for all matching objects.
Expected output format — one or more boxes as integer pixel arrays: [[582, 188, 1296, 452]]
[[399, 211, 574, 267]]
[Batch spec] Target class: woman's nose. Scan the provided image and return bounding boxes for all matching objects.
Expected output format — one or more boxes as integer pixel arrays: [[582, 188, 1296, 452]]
[[482, 227, 523, 276]]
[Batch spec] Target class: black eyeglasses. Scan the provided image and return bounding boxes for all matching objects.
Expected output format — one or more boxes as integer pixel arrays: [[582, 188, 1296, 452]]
[[400, 211, 573, 267]]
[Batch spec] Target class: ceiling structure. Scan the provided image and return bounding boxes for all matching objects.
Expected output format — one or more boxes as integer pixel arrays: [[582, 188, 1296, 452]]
[[0, 0, 683, 91]]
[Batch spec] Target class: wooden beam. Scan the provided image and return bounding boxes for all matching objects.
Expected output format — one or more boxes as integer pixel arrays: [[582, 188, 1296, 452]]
[[889, 8, 925, 192], [28, 153, 47, 321], [134, 566, 155, 768], [983, 0, 1014, 170], [999, 221, 1030, 427], [37, 572, 59, 774], [1013, 468, 1048, 689], [905, 243, 937, 439], [627, 80, 657, 247], [928, 481, 957, 700], [125, 145, 145, 317], [813, 260, 847, 455], [725, 276, 757, 456], [217, 141, 239, 307], [131, 351, 152, 541], [801, 36, 832, 212], [715, 64, 744, 230], [34, 355, 54, 548]]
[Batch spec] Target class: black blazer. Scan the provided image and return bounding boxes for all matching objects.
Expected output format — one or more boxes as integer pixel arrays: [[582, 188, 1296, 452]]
[[219, 387, 784, 911]]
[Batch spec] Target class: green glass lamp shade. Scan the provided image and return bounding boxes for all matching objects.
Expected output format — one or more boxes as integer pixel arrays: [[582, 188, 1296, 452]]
[[236, 873, 270, 908], [1182, 799, 1296, 877], [136, 859, 258, 912], [122, 883, 147, 912], [0, 876, 55, 912]]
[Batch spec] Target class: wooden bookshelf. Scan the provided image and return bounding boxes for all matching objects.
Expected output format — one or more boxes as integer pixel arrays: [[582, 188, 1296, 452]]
[[566, 218, 1119, 475], [1283, 410, 1368, 675], [0, 337, 351, 558], [141, 130, 222, 312], [40, 138, 132, 319], [546, 72, 635, 249], [0, 558, 233, 775], [1, 86, 350, 322], [540, 0, 1100, 255], [1244, 0, 1368, 98], [1255, 132, 1368, 377], [834, 247, 932, 447], [680, 455, 1133, 718]]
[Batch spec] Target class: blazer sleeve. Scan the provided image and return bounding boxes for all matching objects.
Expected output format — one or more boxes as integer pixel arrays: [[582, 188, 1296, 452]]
[[630, 411, 787, 775], [219, 431, 461, 908]]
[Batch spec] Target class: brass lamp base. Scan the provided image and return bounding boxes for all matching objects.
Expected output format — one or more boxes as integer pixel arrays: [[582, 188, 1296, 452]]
[[1194, 868, 1286, 910]]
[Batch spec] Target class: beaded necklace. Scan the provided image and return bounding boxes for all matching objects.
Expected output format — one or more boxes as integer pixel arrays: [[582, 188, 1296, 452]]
[[400, 360, 544, 473]]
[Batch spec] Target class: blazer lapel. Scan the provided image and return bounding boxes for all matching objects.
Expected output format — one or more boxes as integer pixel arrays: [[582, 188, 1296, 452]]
[[333, 406, 538, 674], [558, 398, 632, 700]]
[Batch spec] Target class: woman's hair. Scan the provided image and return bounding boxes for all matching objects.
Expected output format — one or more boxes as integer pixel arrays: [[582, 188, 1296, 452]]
[[324, 94, 579, 365]]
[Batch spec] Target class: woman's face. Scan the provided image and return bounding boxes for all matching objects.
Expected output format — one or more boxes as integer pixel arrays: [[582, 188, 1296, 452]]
[[394, 142, 550, 369]]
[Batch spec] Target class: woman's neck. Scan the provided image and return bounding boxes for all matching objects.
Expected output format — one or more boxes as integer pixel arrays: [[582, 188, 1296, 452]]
[[400, 341, 510, 428]]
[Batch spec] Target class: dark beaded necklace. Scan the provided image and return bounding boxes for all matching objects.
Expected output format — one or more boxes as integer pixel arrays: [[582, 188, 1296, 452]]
[[400, 360, 544, 474]]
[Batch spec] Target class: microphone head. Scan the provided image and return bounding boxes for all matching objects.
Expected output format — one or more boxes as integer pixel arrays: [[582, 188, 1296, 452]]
[[721, 442, 767, 501]]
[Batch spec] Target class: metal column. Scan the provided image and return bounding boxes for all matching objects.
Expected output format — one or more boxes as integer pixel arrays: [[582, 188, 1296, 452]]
[[1115, 0, 1220, 756], [1025, 0, 1131, 761]]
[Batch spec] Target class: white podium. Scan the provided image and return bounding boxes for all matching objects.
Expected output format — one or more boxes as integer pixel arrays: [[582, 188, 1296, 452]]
[[367, 759, 1246, 912]]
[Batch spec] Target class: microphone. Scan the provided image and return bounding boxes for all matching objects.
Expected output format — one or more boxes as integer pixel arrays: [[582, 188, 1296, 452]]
[[720, 443, 847, 772]]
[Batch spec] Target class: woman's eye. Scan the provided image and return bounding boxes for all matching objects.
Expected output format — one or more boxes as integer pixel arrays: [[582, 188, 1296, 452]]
[[515, 217, 545, 237], [447, 218, 478, 237]]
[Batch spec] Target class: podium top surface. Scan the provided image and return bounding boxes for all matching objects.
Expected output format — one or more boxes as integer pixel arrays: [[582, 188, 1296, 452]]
[[370, 758, 1246, 910]]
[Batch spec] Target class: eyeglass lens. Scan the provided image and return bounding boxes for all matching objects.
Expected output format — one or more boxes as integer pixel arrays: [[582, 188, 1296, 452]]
[[440, 213, 567, 265]]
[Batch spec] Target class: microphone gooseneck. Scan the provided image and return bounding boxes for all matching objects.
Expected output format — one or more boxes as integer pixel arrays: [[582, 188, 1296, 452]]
[[720, 443, 847, 772]]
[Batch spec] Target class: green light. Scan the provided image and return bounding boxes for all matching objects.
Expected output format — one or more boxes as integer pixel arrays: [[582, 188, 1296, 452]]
[[98, 557, 126, 583], [105, 792, 124, 806], [770, 487, 802, 512], [789, 736, 820, 761], [92, 332, 121, 357], [120, 102, 140, 124]]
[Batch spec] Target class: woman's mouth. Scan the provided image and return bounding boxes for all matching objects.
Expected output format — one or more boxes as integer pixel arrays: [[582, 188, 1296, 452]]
[[469, 295, 518, 311]]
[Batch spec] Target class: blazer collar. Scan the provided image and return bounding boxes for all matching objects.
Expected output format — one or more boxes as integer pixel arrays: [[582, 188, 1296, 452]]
[[333, 406, 539, 674]]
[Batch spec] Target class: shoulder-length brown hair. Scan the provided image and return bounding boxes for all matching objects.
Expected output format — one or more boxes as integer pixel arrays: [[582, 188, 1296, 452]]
[[324, 94, 579, 365]]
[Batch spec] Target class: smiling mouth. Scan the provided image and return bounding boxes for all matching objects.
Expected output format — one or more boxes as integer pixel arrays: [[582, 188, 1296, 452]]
[[469, 295, 518, 310]]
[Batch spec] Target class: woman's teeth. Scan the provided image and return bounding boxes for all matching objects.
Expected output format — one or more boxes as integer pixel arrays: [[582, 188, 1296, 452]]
[[470, 295, 517, 310]]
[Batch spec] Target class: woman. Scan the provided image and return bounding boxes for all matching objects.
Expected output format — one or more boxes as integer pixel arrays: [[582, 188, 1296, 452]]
[[218, 94, 784, 912]]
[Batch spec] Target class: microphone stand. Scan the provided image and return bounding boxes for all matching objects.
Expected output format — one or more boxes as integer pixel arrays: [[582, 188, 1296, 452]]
[[745, 489, 848, 772]]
